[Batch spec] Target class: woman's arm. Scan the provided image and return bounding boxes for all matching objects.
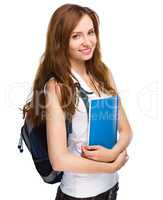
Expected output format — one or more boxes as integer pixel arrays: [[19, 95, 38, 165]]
[[45, 79, 128, 173], [81, 68, 133, 162], [108, 68, 133, 155], [56, 148, 128, 173], [112, 100, 133, 155]]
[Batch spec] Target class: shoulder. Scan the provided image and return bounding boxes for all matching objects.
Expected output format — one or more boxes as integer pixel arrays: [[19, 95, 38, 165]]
[[46, 78, 59, 90], [107, 67, 118, 93], [45, 78, 62, 104]]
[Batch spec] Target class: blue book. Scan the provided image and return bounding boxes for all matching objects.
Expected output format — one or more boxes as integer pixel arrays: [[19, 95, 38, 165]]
[[87, 95, 119, 149]]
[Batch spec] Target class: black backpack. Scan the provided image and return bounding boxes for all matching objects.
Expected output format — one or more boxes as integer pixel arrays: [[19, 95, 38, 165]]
[[18, 81, 93, 184]]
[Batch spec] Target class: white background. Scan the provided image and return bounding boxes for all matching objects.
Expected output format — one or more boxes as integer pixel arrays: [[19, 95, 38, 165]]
[[0, 0, 162, 199]]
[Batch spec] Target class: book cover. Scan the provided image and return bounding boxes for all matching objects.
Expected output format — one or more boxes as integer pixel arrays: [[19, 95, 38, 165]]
[[87, 95, 119, 149]]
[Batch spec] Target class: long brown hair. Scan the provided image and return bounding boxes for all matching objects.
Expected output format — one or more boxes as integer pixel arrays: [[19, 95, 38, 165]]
[[22, 3, 118, 127]]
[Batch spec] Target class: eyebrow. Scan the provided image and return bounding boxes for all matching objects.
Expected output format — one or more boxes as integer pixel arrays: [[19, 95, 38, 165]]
[[71, 27, 94, 34]]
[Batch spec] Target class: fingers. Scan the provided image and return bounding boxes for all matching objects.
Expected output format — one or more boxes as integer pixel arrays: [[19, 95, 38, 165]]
[[82, 145, 98, 151], [114, 150, 129, 171], [81, 147, 94, 158], [124, 150, 129, 161], [121, 150, 128, 160]]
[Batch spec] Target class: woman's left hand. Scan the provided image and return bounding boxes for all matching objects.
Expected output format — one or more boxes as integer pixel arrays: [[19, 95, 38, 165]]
[[81, 145, 118, 163]]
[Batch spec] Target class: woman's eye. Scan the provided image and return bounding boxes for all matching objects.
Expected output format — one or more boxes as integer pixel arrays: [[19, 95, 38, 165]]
[[89, 30, 95, 35], [72, 34, 80, 39], [71, 30, 95, 39]]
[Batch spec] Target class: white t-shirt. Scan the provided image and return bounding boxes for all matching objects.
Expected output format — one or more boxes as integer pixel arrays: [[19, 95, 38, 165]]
[[59, 69, 119, 198]]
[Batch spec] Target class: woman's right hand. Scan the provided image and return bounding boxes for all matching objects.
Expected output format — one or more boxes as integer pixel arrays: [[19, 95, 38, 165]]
[[111, 150, 129, 172]]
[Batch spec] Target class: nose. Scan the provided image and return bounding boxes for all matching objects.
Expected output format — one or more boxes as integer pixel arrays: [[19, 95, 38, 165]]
[[82, 36, 91, 47]]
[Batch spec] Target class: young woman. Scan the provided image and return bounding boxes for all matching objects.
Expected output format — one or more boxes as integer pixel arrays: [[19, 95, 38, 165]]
[[23, 3, 133, 200]]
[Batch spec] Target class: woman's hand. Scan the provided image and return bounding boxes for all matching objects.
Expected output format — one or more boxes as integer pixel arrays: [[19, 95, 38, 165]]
[[81, 145, 119, 163], [112, 149, 129, 172]]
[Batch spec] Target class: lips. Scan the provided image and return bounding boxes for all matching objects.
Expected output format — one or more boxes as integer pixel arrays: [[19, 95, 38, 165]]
[[79, 48, 92, 55]]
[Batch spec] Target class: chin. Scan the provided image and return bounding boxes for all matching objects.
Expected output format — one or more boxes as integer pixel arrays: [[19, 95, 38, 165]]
[[72, 52, 94, 62], [84, 57, 92, 61], [84, 56, 93, 61], [82, 53, 94, 61]]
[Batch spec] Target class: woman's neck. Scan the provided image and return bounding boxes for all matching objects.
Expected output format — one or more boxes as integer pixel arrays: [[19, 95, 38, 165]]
[[70, 60, 87, 76]]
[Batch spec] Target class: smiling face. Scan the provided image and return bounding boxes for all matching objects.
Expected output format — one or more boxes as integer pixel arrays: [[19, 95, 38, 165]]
[[69, 14, 97, 66]]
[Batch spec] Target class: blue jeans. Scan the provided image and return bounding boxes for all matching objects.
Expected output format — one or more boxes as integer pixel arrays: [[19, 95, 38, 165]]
[[55, 182, 119, 200]]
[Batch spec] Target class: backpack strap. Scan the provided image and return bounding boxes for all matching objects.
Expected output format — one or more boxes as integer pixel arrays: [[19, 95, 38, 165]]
[[75, 82, 93, 122], [64, 82, 93, 137]]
